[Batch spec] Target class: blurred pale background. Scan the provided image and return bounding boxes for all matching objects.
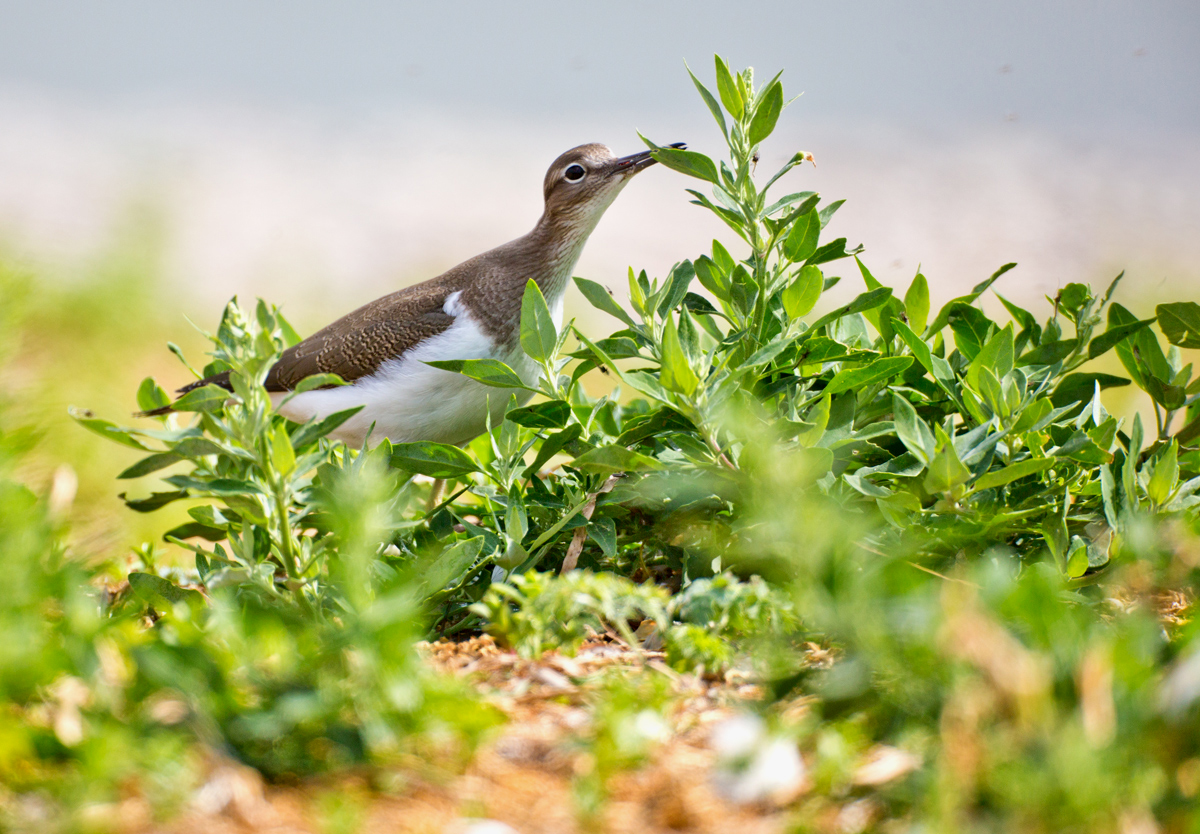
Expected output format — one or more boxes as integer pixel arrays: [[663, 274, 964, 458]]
[[3, 1, 1199, 308], [1, 0, 1197, 550]]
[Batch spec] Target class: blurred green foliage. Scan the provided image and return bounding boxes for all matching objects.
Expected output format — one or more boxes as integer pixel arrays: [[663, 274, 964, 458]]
[[2, 55, 1200, 831]]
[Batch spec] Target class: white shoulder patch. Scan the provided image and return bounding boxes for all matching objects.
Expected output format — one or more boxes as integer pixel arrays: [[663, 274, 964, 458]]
[[443, 290, 465, 317]]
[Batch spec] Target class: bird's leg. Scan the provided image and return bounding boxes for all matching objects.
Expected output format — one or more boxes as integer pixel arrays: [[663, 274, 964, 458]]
[[426, 478, 446, 514]]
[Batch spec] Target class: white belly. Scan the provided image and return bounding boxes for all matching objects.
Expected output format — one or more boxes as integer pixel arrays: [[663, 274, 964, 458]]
[[271, 310, 540, 448]]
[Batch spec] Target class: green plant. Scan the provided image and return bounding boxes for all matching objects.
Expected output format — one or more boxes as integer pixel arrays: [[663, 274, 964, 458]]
[[29, 52, 1200, 831], [474, 569, 798, 674]]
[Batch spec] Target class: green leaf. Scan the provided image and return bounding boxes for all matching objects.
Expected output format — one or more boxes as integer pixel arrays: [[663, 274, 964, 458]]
[[682, 292, 719, 317], [781, 265, 823, 319], [765, 190, 818, 219], [1050, 373, 1131, 407], [277, 310, 303, 346], [292, 373, 348, 394], [520, 279, 557, 364], [744, 336, 796, 369], [824, 357, 912, 397], [647, 144, 719, 184], [270, 425, 295, 476], [659, 316, 699, 396], [803, 288, 894, 340], [1011, 398, 1054, 434], [687, 63, 727, 138], [120, 490, 190, 513], [894, 321, 933, 372], [1143, 375, 1187, 410], [947, 304, 993, 361], [1058, 283, 1092, 321], [657, 261, 696, 317], [418, 537, 484, 597], [117, 452, 184, 480], [174, 438, 234, 458], [818, 200, 845, 229], [572, 445, 663, 474], [1157, 302, 1200, 349], [926, 263, 1016, 336], [973, 458, 1054, 490], [1110, 302, 1172, 383], [164, 522, 228, 542], [165, 476, 263, 496], [924, 440, 971, 494], [136, 377, 170, 412], [782, 209, 820, 263], [589, 517, 618, 559], [574, 276, 634, 327], [1100, 464, 1119, 528], [506, 399, 571, 429], [1142, 441, 1180, 506], [794, 337, 877, 367], [892, 393, 934, 465], [523, 423, 582, 478], [128, 572, 204, 607], [853, 258, 901, 341], [1087, 316, 1157, 360], [1066, 537, 1090, 578], [903, 273, 930, 335], [711, 239, 734, 273], [805, 238, 860, 267], [290, 405, 365, 448], [425, 359, 534, 390], [714, 55, 744, 119], [1017, 339, 1077, 367], [997, 293, 1037, 334], [966, 324, 1014, 393], [390, 441, 479, 478], [71, 407, 153, 450], [747, 80, 783, 145], [796, 395, 831, 447], [694, 256, 731, 301], [172, 384, 231, 413]]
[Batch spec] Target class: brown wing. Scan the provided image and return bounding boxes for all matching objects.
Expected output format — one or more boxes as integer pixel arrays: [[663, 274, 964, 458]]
[[264, 282, 458, 390], [162, 281, 460, 407]]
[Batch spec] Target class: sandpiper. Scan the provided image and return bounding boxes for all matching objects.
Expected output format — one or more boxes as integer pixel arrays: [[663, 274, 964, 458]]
[[145, 142, 683, 447]]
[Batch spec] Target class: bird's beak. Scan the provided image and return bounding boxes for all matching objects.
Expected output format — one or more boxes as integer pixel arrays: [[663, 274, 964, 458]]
[[612, 142, 687, 176]]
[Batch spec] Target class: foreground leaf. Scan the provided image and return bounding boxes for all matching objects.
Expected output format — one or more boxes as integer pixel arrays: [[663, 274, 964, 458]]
[[1157, 302, 1200, 348], [824, 357, 913, 397], [573, 445, 663, 473], [426, 359, 534, 390], [390, 442, 480, 478]]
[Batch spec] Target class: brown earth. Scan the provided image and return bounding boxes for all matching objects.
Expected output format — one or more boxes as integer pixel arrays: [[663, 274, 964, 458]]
[[81, 635, 912, 834]]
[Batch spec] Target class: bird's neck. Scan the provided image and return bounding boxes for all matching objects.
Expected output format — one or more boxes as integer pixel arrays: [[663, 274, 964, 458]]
[[461, 195, 624, 350], [522, 210, 602, 303]]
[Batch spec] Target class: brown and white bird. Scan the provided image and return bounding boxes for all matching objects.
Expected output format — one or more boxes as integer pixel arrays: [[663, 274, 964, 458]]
[[147, 142, 683, 448]]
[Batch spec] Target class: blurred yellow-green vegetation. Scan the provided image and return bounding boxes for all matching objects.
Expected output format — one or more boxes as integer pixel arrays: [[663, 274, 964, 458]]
[[1, 207, 211, 564]]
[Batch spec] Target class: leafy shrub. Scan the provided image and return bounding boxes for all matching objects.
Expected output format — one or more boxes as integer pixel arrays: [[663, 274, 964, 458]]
[[472, 569, 670, 658], [474, 569, 798, 673], [5, 53, 1197, 830]]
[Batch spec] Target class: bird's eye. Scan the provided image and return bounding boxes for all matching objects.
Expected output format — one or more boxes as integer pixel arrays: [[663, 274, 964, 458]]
[[564, 164, 586, 183]]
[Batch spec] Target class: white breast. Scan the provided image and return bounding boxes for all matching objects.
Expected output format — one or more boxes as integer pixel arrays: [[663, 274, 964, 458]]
[[271, 294, 542, 448]]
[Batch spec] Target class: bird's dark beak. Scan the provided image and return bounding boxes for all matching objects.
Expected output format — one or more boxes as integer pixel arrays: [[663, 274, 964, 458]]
[[613, 142, 687, 175]]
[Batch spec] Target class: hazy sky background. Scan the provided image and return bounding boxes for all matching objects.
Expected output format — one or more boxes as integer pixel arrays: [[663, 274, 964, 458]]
[[1, 0, 1197, 323]]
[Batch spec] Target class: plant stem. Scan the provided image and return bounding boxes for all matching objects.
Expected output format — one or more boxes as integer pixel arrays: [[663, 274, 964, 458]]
[[272, 481, 314, 616]]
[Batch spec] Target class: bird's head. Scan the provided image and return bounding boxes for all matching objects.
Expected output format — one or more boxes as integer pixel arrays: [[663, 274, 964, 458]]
[[540, 142, 685, 227]]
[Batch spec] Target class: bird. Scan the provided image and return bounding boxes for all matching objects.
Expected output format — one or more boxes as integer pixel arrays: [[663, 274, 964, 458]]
[[143, 142, 684, 448]]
